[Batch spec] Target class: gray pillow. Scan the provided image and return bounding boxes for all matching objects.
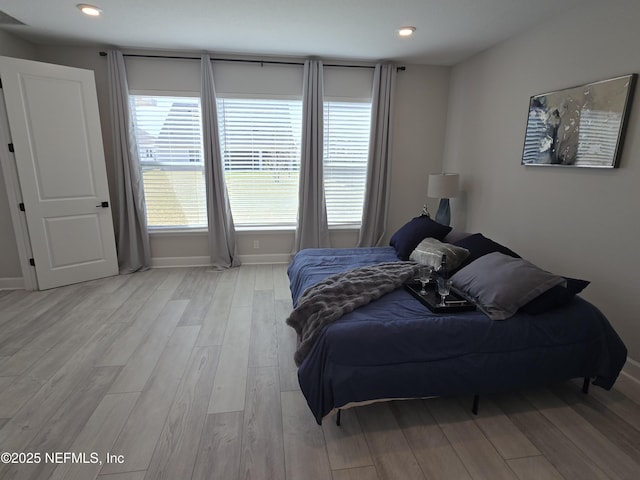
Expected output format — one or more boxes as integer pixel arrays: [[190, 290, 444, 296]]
[[451, 252, 566, 320], [409, 237, 470, 272]]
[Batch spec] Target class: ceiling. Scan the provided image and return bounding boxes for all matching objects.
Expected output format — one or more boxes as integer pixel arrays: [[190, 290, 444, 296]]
[[0, 0, 586, 65]]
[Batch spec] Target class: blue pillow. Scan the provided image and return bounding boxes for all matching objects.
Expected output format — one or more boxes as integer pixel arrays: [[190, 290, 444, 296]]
[[453, 233, 520, 269], [520, 277, 590, 314], [389, 216, 452, 260]]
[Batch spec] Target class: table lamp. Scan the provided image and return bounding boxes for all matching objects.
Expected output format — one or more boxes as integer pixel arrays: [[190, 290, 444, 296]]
[[428, 173, 459, 226]]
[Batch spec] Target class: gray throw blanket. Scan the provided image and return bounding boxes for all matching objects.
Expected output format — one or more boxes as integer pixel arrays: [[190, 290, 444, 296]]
[[286, 261, 420, 366]]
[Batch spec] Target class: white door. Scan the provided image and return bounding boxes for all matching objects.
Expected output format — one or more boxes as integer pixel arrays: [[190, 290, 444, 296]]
[[0, 56, 118, 290]]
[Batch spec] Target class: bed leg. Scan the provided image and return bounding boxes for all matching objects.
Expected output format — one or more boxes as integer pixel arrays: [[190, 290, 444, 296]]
[[582, 377, 590, 394], [336, 409, 342, 427], [472, 394, 480, 415]]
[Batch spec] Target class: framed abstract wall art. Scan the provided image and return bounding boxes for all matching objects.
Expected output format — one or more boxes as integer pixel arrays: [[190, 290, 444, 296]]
[[521, 74, 637, 168]]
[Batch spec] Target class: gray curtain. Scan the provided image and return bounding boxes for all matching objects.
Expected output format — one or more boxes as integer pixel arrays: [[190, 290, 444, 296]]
[[201, 55, 240, 268], [107, 49, 151, 273], [357, 63, 397, 247], [293, 59, 329, 252]]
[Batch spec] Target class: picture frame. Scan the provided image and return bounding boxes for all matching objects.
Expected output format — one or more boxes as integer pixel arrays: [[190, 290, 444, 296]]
[[521, 74, 637, 168]]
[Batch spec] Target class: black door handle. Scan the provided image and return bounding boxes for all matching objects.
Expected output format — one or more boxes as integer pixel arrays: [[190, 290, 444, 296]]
[[96, 201, 109, 208]]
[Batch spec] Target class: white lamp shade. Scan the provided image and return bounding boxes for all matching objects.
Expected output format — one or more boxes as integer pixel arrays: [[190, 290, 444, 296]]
[[428, 173, 459, 199]]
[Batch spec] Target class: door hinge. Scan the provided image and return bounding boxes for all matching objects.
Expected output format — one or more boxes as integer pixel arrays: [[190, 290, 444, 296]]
[[29, 258, 35, 267], [19, 203, 25, 212], [8, 143, 14, 153]]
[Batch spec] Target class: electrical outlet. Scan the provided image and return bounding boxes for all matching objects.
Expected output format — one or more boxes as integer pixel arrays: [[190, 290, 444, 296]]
[[253, 240, 260, 249]]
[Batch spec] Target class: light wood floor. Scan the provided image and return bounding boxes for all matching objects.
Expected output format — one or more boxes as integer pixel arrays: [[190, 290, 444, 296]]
[[1, 265, 639, 480]]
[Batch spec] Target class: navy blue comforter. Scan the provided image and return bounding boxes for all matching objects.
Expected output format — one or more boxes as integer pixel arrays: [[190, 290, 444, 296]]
[[288, 247, 628, 424]]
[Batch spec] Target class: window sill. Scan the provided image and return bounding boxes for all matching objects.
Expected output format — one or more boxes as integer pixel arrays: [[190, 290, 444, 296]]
[[148, 225, 360, 236], [329, 224, 361, 231], [149, 227, 208, 236], [236, 225, 295, 233]]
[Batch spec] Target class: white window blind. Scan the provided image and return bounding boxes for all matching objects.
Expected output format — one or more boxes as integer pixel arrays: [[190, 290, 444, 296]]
[[323, 101, 372, 225], [217, 98, 302, 227], [130, 95, 206, 228]]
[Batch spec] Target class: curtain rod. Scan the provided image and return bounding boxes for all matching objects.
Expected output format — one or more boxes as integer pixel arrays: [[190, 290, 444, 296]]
[[98, 51, 406, 71]]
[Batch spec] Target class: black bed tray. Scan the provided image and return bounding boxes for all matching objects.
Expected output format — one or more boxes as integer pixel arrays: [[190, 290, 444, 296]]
[[404, 281, 476, 313]]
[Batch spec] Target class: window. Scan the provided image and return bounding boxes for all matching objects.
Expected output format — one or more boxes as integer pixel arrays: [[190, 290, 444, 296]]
[[130, 94, 371, 230], [217, 98, 302, 227], [323, 101, 372, 225], [130, 95, 206, 228]]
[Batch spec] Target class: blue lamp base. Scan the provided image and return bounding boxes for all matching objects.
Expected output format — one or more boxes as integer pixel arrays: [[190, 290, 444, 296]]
[[435, 198, 451, 226]]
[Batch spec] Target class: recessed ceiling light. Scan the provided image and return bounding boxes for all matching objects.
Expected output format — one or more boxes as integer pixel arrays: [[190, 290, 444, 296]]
[[398, 26, 416, 37], [77, 4, 102, 16]]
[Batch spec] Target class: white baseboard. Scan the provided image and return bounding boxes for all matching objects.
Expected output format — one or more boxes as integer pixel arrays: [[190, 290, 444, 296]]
[[151, 254, 290, 268], [238, 253, 290, 265], [151, 256, 211, 268], [0, 277, 24, 290], [622, 357, 640, 383]]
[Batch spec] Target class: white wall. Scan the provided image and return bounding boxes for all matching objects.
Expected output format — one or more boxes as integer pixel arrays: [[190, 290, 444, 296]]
[[442, 0, 640, 375], [31, 47, 450, 265], [0, 31, 37, 284], [387, 65, 450, 240], [0, 30, 36, 59], [0, 40, 449, 276]]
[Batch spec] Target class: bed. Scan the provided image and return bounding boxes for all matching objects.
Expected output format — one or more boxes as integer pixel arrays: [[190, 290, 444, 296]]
[[286, 218, 628, 424]]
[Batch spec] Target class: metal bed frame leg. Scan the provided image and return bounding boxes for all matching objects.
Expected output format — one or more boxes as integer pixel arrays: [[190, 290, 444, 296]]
[[335, 382, 586, 426]]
